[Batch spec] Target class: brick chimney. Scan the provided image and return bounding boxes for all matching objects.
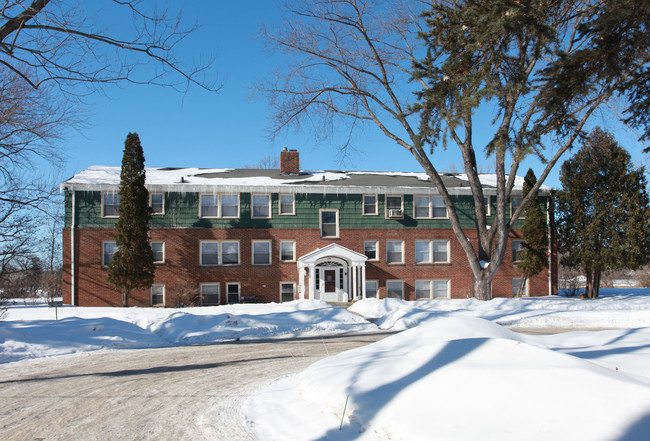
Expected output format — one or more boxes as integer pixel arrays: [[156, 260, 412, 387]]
[[280, 148, 300, 174]]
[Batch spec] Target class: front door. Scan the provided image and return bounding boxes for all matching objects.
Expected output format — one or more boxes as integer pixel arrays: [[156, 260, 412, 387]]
[[320, 267, 342, 301]]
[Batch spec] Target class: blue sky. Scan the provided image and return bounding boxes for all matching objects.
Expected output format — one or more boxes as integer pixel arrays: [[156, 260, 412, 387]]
[[61, 0, 648, 190]]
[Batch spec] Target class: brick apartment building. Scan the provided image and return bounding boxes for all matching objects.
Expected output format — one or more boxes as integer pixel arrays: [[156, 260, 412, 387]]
[[61, 148, 557, 307]]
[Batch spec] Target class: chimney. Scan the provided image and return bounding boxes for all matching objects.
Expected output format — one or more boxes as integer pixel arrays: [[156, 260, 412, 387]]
[[280, 148, 300, 174]]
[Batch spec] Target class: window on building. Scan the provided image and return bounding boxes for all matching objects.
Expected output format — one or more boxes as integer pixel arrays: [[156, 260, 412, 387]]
[[151, 284, 165, 306], [151, 241, 164, 263], [320, 209, 338, 238], [434, 280, 450, 298], [102, 193, 120, 218], [201, 283, 220, 305], [413, 196, 430, 218], [279, 194, 295, 215], [385, 195, 403, 218], [432, 196, 447, 218], [386, 240, 404, 264], [150, 193, 164, 215], [364, 240, 378, 261], [363, 195, 378, 215], [513, 278, 527, 297], [365, 280, 378, 298], [280, 241, 295, 262], [227, 283, 240, 304], [386, 280, 404, 299], [253, 241, 271, 265], [252, 194, 271, 218], [432, 240, 449, 263], [102, 241, 117, 266], [415, 280, 432, 299], [512, 240, 525, 262], [200, 194, 219, 218], [415, 240, 431, 263], [280, 282, 295, 302], [483, 196, 491, 216], [221, 241, 240, 265], [511, 197, 523, 218], [221, 194, 239, 218], [200, 241, 219, 265]]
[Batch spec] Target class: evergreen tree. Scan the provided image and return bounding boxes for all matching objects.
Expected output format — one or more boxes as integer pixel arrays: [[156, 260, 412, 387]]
[[515, 169, 548, 297], [556, 128, 650, 298], [108, 133, 155, 307]]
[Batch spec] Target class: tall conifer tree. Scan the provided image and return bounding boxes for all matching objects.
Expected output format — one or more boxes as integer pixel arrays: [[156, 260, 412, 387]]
[[515, 169, 548, 297], [556, 128, 650, 298], [108, 133, 155, 307]]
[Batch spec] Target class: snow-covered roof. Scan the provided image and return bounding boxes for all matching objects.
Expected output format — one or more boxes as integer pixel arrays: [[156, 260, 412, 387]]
[[61, 166, 552, 196]]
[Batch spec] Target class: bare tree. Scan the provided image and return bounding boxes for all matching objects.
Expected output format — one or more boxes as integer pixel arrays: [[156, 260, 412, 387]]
[[258, 0, 648, 300], [243, 154, 280, 169]]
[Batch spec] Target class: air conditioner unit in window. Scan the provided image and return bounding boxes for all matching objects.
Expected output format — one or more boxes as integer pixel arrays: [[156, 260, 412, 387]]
[[388, 209, 403, 218]]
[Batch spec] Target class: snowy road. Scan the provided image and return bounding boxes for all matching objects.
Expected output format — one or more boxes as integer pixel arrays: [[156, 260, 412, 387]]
[[0, 332, 392, 441]]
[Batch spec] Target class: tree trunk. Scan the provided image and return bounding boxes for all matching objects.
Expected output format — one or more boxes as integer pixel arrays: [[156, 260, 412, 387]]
[[592, 269, 601, 299], [515, 272, 528, 298], [473, 271, 492, 301], [585, 269, 593, 299], [122, 287, 129, 307]]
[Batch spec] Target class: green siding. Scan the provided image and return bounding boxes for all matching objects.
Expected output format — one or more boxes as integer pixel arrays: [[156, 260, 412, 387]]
[[65, 190, 546, 229]]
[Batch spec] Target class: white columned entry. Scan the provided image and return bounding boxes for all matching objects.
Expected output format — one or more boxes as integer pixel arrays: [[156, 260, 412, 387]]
[[298, 264, 306, 300]]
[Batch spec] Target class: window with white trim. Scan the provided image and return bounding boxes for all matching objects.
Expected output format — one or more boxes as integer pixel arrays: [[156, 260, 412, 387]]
[[221, 194, 239, 218], [415, 280, 450, 299], [252, 194, 271, 218], [413, 196, 430, 218], [434, 280, 450, 298], [415, 280, 432, 299], [483, 196, 491, 216], [151, 241, 164, 263], [364, 240, 378, 261], [151, 284, 165, 306], [320, 209, 339, 238], [280, 241, 295, 262], [279, 194, 295, 215], [150, 193, 164, 215], [386, 280, 404, 299], [513, 278, 527, 297], [102, 241, 117, 266], [386, 240, 404, 264], [253, 240, 272, 265], [280, 282, 295, 302], [415, 240, 449, 263], [227, 283, 240, 304], [512, 240, 525, 262], [432, 196, 447, 218], [363, 195, 378, 215], [200, 194, 219, 218], [200, 241, 240, 266], [365, 280, 378, 298], [102, 193, 120, 218], [201, 283, 220, 305], [385, 195, 403, 218]]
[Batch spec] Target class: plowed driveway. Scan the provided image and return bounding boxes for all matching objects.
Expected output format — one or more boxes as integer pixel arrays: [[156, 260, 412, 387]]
[[0, 333, 392, 441]]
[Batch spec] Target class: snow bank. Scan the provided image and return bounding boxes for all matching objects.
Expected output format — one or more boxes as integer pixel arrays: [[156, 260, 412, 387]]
[[246, 316, 650, 441]]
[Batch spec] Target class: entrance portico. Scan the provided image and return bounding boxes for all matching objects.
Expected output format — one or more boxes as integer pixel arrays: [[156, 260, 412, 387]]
[[297, 243, 368, 302]]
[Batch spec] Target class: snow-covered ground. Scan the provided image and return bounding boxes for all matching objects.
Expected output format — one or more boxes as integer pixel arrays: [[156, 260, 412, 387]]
[[3, 288, 650, 440]]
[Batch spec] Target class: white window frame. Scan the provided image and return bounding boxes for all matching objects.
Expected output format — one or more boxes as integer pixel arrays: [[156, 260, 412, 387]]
[[220, 194, 240, 218], [414, 240, 432, 264], [150, 192, 165, 215], [513, 278, 528, 297], [279, 241, 296, 262], [432, 240, 449, 263], [386, 280, 404, 299], [252, 194, 272, 219], [413, 196, 431, 219], [433, 280, 450, 299], [483, 196, 491, 217], [200, 283, 220, 306], [252, 240, 272, 266], [320, 209, 339, 238], [102, 192, 120, 218], [385, 195, 404, 219], [415, 280, 433, 299], [102, 241, 117, 267], [200, 241, 240, 266], [363, 240, 379, 261], [512, 240, 525, 262], [279, 194, 295, 215], [386, 240, 404, 264], [151, 241, 165, 264], [280, 282, 296, 302], [365, 280, 378, 298], [362, 194, 378, 215], [151, 284, 165, 306], [511, 196, 524, 219], [226, 282, 241, 304]]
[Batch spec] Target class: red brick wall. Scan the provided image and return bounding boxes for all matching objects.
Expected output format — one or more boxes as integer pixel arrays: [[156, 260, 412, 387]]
[[63, 226, 557, 306], [280, 149, 300, 174]]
